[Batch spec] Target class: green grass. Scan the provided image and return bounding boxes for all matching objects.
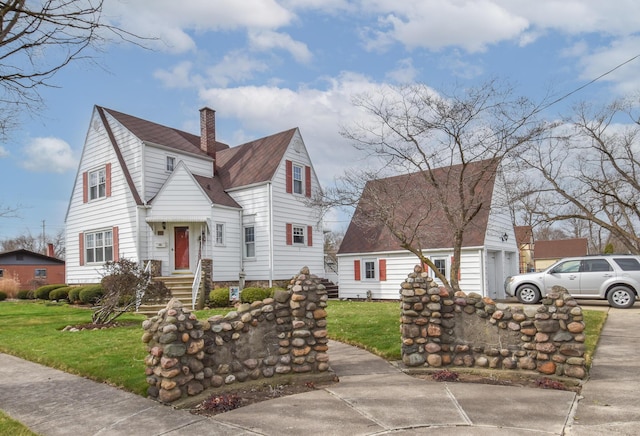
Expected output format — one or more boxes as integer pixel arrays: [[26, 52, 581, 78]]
[[0, 410, 39, 436], [0, 300, 606, 397], [583, 309, 608, 367], [0, 301, 148, 395], [327, 300, 402, 359]]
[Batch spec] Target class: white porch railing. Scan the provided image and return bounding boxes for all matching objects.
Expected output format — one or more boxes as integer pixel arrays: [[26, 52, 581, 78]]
[[191, 258, 202, 310]]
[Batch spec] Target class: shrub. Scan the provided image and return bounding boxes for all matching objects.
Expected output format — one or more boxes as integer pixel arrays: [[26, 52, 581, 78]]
[[16, 290, 34, 300], [34, 284, 66, 300], [0, 277, 20, 297], [68, 287, 82, 303], [79, 285, 103, 304], [49, 287, 71, 302], [209, 287, 230, 307], [240, 287, 273, 303], [0, 291, 6, 301]]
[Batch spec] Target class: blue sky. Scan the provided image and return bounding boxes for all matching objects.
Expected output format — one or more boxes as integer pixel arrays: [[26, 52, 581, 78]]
[[1, 0, 639, 242]]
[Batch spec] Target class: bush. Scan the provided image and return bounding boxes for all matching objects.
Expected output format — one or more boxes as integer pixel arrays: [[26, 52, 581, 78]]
[[68, 287, 82, 303], [0, 291, 6, 301], [209, 287, 230, 307], [79, 285, 103, 304], [240, 287, 273, 303], [49, 287, 71, 302], [0, 277, 20, 297], [34, 284, 66, 300], [16, 290, 34, 300]]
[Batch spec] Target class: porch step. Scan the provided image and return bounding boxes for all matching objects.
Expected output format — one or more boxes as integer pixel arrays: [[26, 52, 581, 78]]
[[137, 275, 196, 316], [321, 278, 339, 299]]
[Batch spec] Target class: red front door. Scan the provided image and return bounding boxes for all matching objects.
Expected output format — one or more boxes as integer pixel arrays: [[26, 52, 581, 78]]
[[174, 227, 190, 270]]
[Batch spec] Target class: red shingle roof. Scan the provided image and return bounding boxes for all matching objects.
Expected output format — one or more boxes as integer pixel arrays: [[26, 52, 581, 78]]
[[338, 159, 499, 254], [534, 238, 588, 260], [514, 226, 533, 245]]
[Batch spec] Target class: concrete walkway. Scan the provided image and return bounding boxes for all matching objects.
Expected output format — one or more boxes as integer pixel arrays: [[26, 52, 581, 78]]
[[1, 305, 639, 435]]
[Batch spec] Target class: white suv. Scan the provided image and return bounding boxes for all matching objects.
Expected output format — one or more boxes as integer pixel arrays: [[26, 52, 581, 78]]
[[504, 255, 640, 308]]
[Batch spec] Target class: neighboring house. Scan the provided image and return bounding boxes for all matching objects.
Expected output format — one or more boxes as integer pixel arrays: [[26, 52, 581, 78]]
[[515, 225, 535, 273], [0, 247, 65, 290], [533, 238, 589, 271], [337, 159, 519, 300], [65, 106, 324, 288]]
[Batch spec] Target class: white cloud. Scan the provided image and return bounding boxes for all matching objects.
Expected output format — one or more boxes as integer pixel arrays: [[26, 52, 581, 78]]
[[0, 146, 9, 158], [154, 61, 200, 89], [386, 58, 419, 84], [21, 137, 77, 173], [249, 30, 312, 63], [105, 0, 295, 54], [199, 72, 385, 189], [206, 52, 270, 87]]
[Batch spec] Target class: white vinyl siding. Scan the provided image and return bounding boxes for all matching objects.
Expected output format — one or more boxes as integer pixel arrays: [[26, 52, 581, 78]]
[[66, 109, 140, 284], [144, 144, 213, 202]]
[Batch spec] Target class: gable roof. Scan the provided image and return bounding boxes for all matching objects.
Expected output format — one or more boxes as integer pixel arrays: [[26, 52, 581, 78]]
[[97, 106, 296, 194], [216, 128, 297, 189], [101, 106, 229, 157], [338, 159, 499, 254], [515, 226, 533, 245], [193, 175, 242, 208], [0, 249, 65, 264], [534, 238, 589, 260]]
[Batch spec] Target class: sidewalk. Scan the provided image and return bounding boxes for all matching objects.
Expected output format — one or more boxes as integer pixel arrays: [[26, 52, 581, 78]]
[[0, 305, 639, 435]]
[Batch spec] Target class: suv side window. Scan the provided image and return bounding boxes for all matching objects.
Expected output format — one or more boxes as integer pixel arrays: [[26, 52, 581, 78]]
[[551, 260, 581, 274], [614, 257, 640, 271], [581, 259, 613, 272]]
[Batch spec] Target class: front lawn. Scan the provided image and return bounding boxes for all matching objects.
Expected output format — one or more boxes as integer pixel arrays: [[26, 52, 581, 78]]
[[0, 299, 606, 397]]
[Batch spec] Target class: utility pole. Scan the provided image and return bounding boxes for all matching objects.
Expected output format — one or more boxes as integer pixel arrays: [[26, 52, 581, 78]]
[[42, 220, 46, 254]]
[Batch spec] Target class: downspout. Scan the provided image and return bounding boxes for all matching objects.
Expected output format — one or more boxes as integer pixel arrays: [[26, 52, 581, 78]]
[[239, 208, 244, 284], [268, 181, 274, 287], [479, 248, 485, 297]]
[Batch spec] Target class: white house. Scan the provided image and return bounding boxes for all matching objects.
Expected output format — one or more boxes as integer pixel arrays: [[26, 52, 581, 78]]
[[65, 106, 324, 289], [337, 159, 518, 300]]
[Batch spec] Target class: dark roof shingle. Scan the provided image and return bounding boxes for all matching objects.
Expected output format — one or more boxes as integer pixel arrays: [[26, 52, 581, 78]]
[[338, 159, 499, 254], [534, 238, 589, 260]]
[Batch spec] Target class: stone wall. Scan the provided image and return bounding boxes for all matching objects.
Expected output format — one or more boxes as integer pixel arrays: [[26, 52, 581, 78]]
[[141, 267, 331, 404], [400, 265, 587, 379]]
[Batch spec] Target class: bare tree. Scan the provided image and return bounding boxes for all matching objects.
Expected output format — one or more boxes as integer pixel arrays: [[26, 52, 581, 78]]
[[0, 0, 146, 139], [330, 80, 548, 291], [517, 97, 640, 254], [1, 228, 65, 257]]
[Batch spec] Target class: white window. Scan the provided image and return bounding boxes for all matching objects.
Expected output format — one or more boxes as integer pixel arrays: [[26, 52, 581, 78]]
[[166, 156, 176, 172], [35, 269, 47, 278], [293, 165, 303, 194], [434, 258, 447, 277], [292, 225, 305, 244], [244, 226, 255, 258], [89, 168, 106, 200], [364, 260, 376, 279], [85, 230, 113, 264], [215, 223, 225, 245]]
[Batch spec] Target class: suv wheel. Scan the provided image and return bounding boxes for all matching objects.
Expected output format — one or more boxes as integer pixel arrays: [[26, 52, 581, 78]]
[[607, 286, 636, 309], [516, 284, 541, 304]]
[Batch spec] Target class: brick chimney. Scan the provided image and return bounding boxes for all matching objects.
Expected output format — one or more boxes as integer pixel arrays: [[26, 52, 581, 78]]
[[199, 107, 216, 175], [47, 243, 55, 258]]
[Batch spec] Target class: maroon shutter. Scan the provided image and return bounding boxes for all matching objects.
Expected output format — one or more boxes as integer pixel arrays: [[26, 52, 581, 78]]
[[305, 165, 311, 197], [286, 223, 292, 245], [112, 226, 119, 261], [79, 233, 85, 265], [379, 259, 387, 281], [286, 160, 293, 193], [307, 225, 313, 246], [106, 163, 112, 197], [354, 260, 361, 281], [82, 172, 88, 203]]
